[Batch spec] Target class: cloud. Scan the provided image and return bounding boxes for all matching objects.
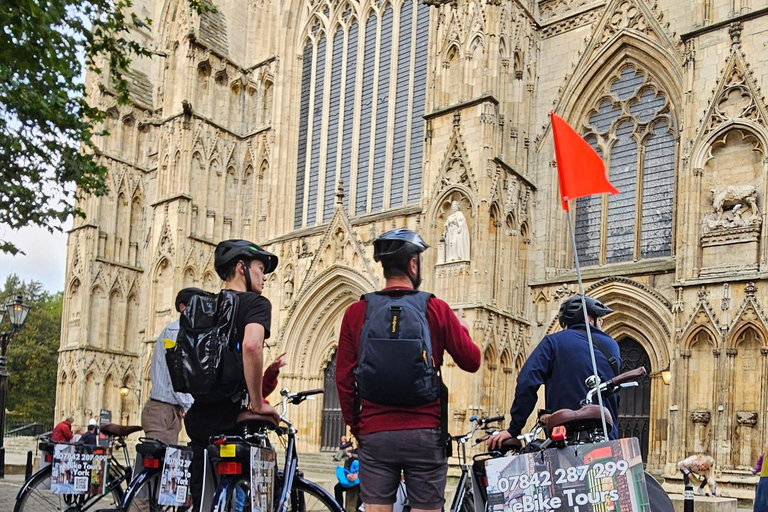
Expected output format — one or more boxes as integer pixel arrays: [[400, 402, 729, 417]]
[[0, 224, 69, 293]]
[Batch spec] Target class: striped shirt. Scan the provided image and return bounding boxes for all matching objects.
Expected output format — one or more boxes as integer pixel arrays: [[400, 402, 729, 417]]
[[148, 320, 194, 410]]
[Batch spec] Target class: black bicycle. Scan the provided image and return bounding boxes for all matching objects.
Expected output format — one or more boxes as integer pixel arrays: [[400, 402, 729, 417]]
[[206, 387, 343, 512], [113, 436, 190, 512], [14, 423, 141, 512], [447, 414, 506, 512]]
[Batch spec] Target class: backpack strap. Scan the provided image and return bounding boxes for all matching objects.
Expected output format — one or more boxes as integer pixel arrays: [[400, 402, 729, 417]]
[[574, 329, 620, 377]]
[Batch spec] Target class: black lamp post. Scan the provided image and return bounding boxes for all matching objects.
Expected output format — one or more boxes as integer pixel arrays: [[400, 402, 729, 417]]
[[0, 295, 30, 478]]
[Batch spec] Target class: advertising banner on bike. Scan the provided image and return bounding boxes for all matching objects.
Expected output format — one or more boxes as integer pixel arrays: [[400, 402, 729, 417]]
[[250, 446, 276, 512], [485, 438, 650, 512], [50, 444, 110, 495], [158, 447, 194, 506]]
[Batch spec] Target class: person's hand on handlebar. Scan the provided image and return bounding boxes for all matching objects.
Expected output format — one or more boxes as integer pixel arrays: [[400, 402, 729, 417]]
[[487, 429, 513, 451]]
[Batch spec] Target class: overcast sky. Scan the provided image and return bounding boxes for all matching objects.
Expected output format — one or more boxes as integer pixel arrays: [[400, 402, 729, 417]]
[[1, 223, 69, 293]]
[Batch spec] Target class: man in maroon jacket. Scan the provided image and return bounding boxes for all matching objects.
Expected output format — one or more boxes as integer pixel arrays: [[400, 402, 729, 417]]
[[337, 228, 481, 512], [51, 417, 74, 442]]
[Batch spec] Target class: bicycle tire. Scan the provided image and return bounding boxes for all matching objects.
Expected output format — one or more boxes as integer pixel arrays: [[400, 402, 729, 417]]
[[459, 488, 475, 512], [14, 464, 124, 512], [211, 475, 251, 512], [123, 470, 188, 512], [285, 478, 343, 512]]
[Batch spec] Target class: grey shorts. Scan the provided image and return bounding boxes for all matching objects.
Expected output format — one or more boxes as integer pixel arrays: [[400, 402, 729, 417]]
[[357, 428, 448, 510]]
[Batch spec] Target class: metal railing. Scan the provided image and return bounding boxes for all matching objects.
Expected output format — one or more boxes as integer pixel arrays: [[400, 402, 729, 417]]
[[4, 421, 52, 437]]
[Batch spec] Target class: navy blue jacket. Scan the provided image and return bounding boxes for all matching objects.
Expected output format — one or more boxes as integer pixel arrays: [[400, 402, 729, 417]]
[[507, 323, 621, 439]]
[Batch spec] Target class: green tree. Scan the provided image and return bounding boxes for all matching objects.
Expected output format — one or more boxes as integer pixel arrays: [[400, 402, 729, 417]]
[[0, 275, 62, 425], [0, 0, 212, 255]]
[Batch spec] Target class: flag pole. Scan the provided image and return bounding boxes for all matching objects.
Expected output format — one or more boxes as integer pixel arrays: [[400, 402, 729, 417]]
[[565, 205, 610, 440]]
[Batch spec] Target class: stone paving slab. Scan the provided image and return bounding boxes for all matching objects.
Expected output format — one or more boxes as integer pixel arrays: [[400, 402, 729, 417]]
[[0, 475, 25, 511]]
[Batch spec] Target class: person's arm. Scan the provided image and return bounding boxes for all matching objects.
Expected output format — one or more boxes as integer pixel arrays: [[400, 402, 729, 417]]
[[438, 302, 481, 372], [262, 353, 286, 397], [64, 423, 73, 441], [242, 323, 279, 422], [336, 308, 360, 435], [507, 337, 555, 436]]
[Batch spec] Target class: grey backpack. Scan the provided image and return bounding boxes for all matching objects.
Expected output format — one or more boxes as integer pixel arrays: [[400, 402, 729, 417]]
[[354, 290, 439, 407]]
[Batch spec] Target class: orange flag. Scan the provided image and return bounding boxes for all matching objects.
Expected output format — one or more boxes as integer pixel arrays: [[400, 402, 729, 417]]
[[551, 112, 618, 211]]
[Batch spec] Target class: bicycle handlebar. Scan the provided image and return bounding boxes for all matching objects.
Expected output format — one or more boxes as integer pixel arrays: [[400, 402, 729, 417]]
[[297, 388, 324, 397], [483, 415, 505, 424], [610, 366, 647, 386], [584, 366, 646, 405]]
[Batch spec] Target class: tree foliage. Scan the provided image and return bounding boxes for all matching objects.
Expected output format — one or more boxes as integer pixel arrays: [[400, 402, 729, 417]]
[[0, 275, 61, 425], [0, 0, 212, 255], [0, 0, 154, 255]]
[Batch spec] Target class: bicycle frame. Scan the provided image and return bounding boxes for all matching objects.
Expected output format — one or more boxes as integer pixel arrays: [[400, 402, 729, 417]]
[[449, 416, 502, 512], [273, 390, 342, 512]]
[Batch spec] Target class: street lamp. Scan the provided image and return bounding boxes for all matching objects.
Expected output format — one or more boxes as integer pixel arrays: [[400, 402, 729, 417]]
[[0, 295, 30, 478], [119, 385, 141, 402], [661, 364, 672, 386]]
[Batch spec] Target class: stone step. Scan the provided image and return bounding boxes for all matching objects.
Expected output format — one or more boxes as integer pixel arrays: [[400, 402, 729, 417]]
[[669, 495, 738, 512]]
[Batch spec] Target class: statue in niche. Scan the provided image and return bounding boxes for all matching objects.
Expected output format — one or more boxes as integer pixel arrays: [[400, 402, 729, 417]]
[[283, 266, 294, 305], [702, 184, 761, 234], [443, 200, 471, 261], [335, 230, 345, 260]]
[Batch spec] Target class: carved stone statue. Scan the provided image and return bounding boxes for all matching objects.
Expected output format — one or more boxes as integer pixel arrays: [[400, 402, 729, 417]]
[[702, 185, 761, 234], [283, 266, 294, 305], [443, 200, 470, 262]]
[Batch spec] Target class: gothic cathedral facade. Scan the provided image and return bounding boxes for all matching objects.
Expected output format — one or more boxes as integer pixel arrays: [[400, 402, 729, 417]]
[[57, 0, 768, 494]]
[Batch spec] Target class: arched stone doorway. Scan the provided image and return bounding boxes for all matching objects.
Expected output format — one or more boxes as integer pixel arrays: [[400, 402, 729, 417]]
[[618, 338, 652, 462], [321, 352, 345, 451]]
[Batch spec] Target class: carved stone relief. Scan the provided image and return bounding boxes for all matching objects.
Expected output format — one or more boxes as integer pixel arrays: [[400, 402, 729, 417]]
[[691, 410, 712, 425]]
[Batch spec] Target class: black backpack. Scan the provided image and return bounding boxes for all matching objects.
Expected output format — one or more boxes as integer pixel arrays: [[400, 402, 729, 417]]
[[165, 290, 245, 403], [354, 290, 439, 407]]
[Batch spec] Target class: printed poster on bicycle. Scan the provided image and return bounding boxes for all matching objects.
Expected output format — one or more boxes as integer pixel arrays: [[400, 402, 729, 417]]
[[158, 447, 194, 506], [250, 446, 276, 512], [50, 444, 110, 495], [485, 438, 650, 512]]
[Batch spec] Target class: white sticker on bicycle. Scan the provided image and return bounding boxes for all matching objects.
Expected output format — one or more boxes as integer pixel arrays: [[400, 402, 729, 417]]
[[485, 438, 650, 512], [50, 444, 110, 495], [158, 447, 194, 507], [250, 447, 276, 512]]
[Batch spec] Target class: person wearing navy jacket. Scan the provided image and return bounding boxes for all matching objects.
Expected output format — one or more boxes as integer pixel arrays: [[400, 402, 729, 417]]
[[488, 295, 621, 450]]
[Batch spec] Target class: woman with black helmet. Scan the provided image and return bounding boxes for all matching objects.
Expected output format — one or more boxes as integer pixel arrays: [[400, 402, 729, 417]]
[[184, 239, 281, 509], [487, 294, 621, 450]]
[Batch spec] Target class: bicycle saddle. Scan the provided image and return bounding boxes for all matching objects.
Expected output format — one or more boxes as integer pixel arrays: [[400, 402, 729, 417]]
[[236, 411, 278, 429], [100, 423, 142, 438], [546, 405, 614, 432]]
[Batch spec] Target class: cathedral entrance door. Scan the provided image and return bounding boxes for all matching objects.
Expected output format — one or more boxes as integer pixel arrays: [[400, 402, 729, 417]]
[[321, 352, 346, 451], [618, 338, 651, 462]]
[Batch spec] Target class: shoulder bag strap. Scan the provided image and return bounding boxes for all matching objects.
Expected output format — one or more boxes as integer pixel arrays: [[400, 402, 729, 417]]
[[574, 329, 620, 377]]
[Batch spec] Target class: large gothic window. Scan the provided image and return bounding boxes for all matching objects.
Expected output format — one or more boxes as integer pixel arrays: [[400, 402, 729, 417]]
[[294, 0, 429, 229], [575, 65, 675, 265]]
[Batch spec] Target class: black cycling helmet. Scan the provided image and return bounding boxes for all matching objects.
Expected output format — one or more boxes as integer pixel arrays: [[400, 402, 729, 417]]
[[373, 228, 429, 263], [214, 239, 278, 279], [558, 295, 613, 328]]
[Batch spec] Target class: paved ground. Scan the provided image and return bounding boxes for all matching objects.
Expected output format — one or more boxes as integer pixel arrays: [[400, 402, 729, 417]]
[[0, 474, 24, 510]]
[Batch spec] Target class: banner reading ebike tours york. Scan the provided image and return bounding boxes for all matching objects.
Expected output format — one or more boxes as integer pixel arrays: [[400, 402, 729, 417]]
[[158, 447, 194, 506], [250, 447, 276, 512], [485, 438, 650, 512], [50, 444, 110, 495]]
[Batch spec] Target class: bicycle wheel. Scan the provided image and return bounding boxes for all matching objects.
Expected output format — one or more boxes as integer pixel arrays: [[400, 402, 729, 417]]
[[14, 465, 124, 512], [124, 471, 188, 512], [285, 479, 343, 512], [459, 488, 475, 512], [211, 475, 251, 512]]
